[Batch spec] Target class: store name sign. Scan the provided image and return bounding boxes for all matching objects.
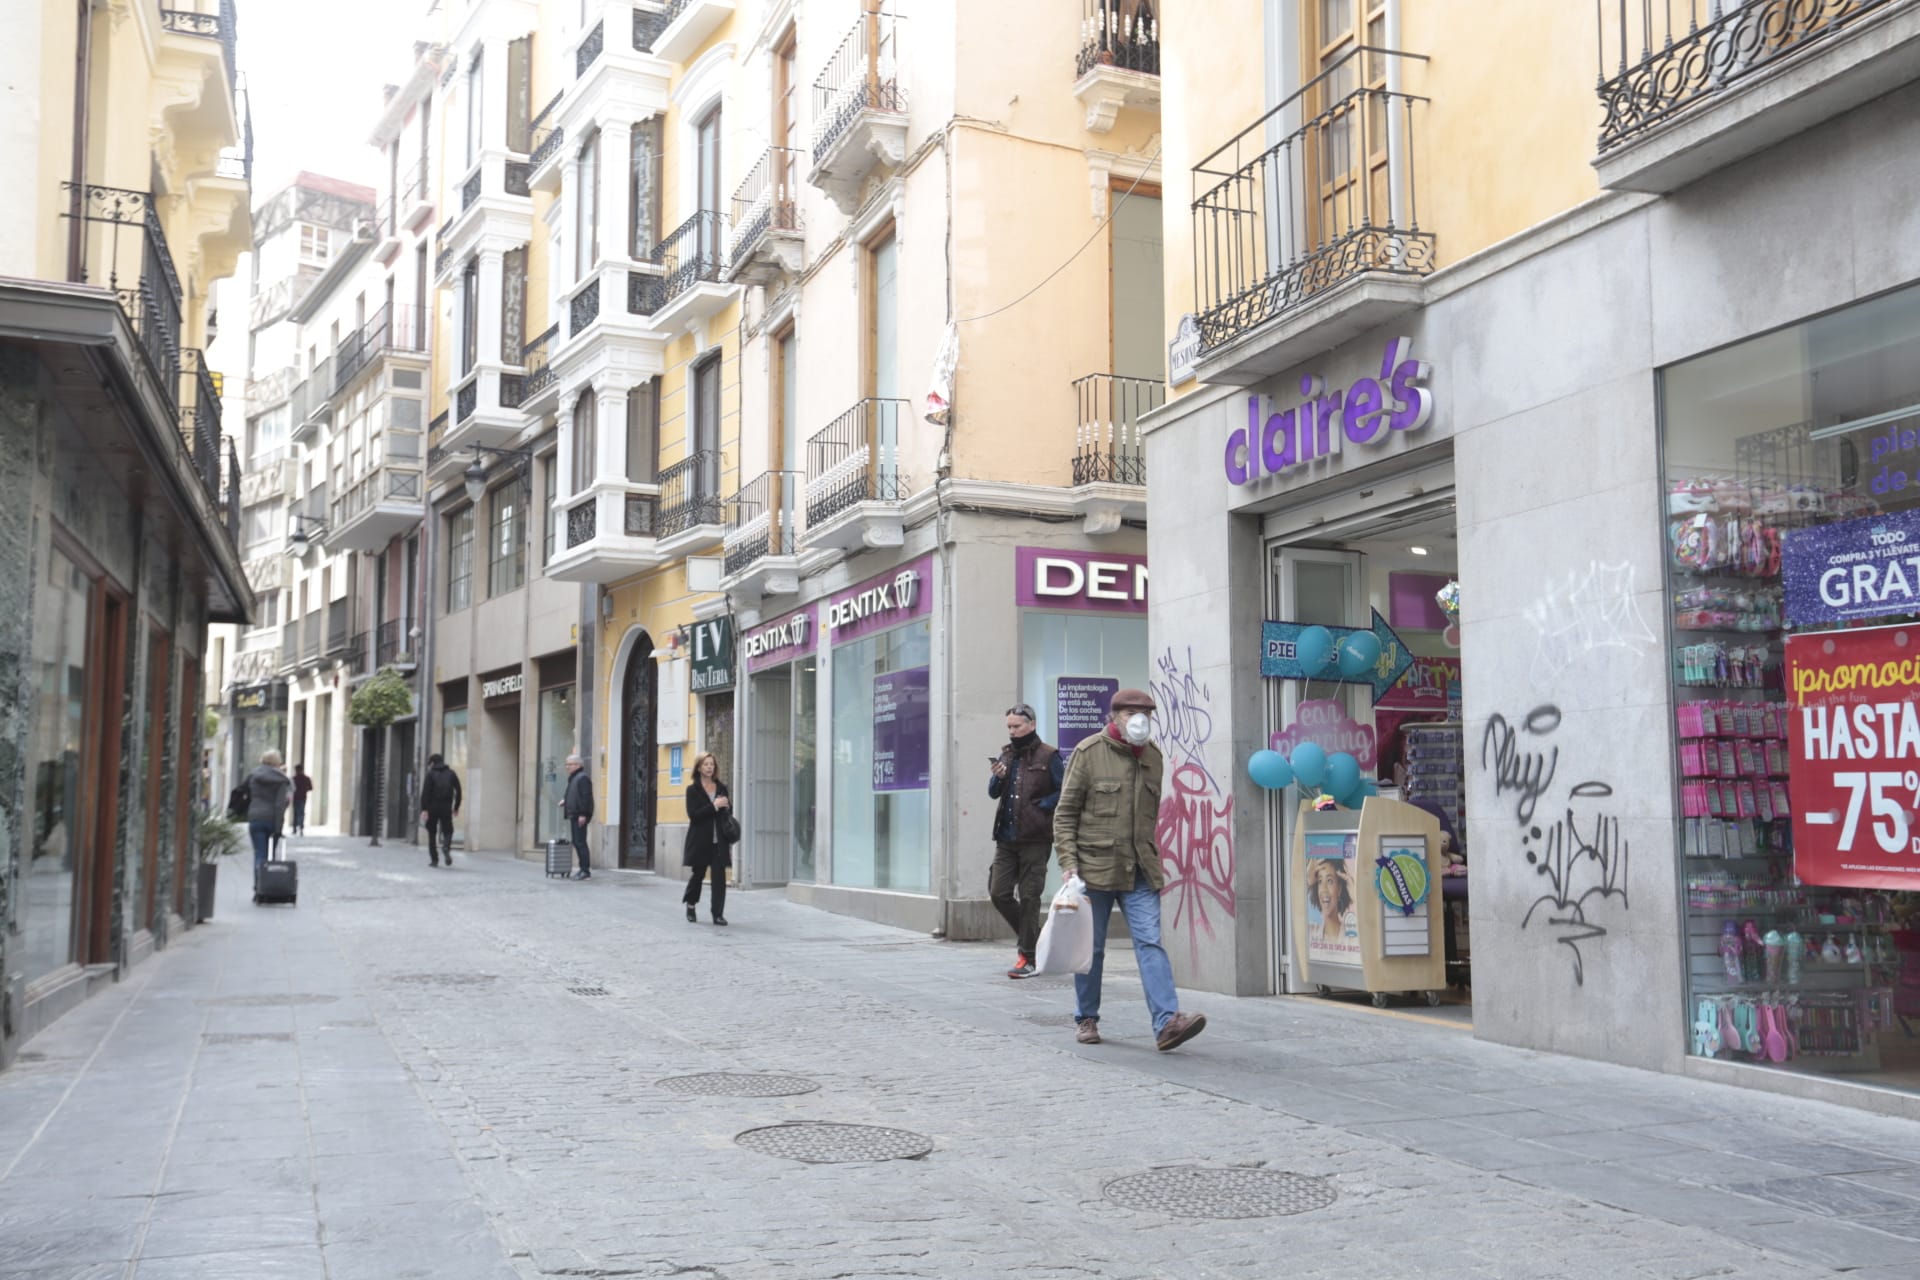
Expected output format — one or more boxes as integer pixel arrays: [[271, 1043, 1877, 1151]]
[[1225, 337, 1433, 486], [1015, 547, 1147, 614], [825, 555, 934, 646], [482, 673, 524, 699]]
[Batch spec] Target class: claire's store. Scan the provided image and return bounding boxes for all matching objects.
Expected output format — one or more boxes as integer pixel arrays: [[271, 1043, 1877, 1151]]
[[1146, 102, 1920, 1113]]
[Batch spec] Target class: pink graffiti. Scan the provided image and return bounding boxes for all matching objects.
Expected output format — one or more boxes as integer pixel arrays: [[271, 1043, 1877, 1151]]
[[1157, 760, 1235, 963]]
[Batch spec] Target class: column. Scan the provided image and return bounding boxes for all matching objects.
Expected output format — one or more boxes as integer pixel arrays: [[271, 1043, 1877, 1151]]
[[477, 246, 506, 374], [602, 120, 633, 264], [595, 376, 632, 485]]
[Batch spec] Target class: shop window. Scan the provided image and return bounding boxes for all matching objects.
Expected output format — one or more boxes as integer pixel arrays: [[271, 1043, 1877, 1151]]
[[22, 547, 91, 983], [535, 684, 575, 845], [1662, 281, 1920, 1088], [831, 621, 931, 893], [441, 702, 469, 847], [792, 655, 818, 882], [1019, 612, 1151, 753]]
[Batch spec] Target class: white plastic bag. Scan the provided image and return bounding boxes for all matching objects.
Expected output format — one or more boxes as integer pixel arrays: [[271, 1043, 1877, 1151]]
[[1034, 875, 1094, 976]]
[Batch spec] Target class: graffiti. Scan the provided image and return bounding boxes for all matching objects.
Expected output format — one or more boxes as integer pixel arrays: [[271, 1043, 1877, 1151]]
[[1149, 646, 1219, 792], [1523, 561, 1656, 683], [1148, 646, 1234, 955], [1488, 705, 1629, 986]]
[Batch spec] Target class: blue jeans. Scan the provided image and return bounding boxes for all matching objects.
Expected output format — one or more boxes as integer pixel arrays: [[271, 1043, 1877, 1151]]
[[249, 821, 278, 872], [1072, 870, 1180, 1035]]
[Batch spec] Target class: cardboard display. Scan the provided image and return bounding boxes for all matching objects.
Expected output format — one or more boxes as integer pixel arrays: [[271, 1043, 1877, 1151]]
[[1291, 796, 1446, 996]]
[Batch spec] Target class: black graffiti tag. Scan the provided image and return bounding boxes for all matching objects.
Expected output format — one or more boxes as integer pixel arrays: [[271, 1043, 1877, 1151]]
[[1480, 706, 1560, 825]]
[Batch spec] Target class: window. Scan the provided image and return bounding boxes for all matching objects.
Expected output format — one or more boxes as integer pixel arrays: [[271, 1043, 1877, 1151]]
[[242, 501, 285, 551], [501, 245, 527, 364], [867, 230, 899, 399], [629, 118, 663, 258], [831, 621, 931, 892], [692, 355, 722, 501], [23, 546, 92, 981], [535, 684, 576, 844], [466, 49, 484, 169], [695, 104, 723, 264], [576, 130, 601, 279], [626, 379, 659, 485], [446, 506, 475, 612], [507, 35, 532, 154], [542, 452, 558, 566], [571, 392, 597, 494], [488, 485, 525, 596], [460, 258, 479, 375], [774, 327, 798, 474], [299, 224, 331, 266]]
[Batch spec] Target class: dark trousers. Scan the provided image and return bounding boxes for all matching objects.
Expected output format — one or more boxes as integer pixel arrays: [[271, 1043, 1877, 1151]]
[[291, 798, 307, 834], [424, 810, 454, 862], [570, 818, 591, 873], [989, 841, 1051, 959], [683, 860, 726, 916]]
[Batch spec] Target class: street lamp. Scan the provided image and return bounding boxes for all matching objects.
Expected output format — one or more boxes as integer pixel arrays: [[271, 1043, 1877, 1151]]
[[287, 514, 326, 558], [462, 445, 534, 504]]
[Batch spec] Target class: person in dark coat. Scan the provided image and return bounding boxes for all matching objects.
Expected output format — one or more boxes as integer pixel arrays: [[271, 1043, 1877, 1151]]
[[987, 702, 1063, 979], [290, 764, 313, 835], [244, 751, 293, 874], [682, 752, 732, 925], [418, 754, 463, 868], [563, 754, 594, 879]]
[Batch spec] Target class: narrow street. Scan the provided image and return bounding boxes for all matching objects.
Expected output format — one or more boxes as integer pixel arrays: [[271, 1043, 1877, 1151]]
[[3, 837, 1919, 1280]]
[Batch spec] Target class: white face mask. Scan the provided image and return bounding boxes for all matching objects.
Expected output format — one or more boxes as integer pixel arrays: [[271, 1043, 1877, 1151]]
[[1122, 713, 1151, 746]]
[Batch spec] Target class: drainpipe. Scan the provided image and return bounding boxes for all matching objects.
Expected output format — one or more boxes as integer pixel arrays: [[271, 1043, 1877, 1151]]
[[416, 497, 438, 846], [67, 0, 92, 282], [578, 582, 596, 857]]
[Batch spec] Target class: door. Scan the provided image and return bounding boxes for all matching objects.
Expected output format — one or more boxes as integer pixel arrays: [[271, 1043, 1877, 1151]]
[[749, 670, 792, 884], [619, 636, 658, 869], [695, 105, 722, 269], [360, 728, 384, 838], [1303, 0, 1390, 258], [693, 355, 722, 511], [388, 721, 415, 838], [140, 626, 170, 935]]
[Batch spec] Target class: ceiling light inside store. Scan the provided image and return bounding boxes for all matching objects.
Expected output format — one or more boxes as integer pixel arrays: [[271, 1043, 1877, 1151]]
[[1409, 546, 1429, 556], [1807, 401, 1920, 442]]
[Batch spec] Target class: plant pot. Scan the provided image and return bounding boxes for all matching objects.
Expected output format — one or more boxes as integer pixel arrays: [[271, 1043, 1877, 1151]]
[[197, 862, 219, 922]]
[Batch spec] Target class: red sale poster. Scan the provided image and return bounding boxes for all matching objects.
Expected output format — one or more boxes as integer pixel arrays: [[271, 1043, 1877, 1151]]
[[1785, 625, 1920, 890]]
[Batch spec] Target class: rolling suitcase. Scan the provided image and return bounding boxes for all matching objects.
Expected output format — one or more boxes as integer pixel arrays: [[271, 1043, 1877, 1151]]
[[255, 836, 298, 905], [545, 838, 572, 879]]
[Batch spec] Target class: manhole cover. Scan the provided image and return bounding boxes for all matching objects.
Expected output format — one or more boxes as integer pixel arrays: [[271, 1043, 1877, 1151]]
[[658, 1073, 820, 1098], [735, 1123, 932, 1163], [387, 974, 498, 987], [202, 1032, 294, 1045], [1102, 1168, 1336, 1219], [569, 986, 609, 997], [1018, 1012, 1078, 1027], [197, 994, 339, 1008]]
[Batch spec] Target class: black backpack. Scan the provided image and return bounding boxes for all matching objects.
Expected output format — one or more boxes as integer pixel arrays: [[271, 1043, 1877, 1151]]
[[227, 781, 252, 821]]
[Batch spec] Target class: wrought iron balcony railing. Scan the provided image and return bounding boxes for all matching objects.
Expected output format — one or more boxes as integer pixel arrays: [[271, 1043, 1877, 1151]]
[[563, 489, 659, 549], [332, 303, 428, 396], [1078, 0, 1159, 78], [179, 349, 223, 496], [634, 3, 670, 51], [375, 618, 415, 668], [723, 470, 802, 576], [805, 399, 911, 529], [571, 276, 603, 335], [655, 450, 725, 537], [398, 157, 428, 211], [332, 464, 423, 528], [1191, 47, 1432, 352], [577, 16, 606, 76], [530, 123, 565, 172], [729, 148, 803, 268], [632, 210, 725, 315], [812, 8, 908, 163], [68, 184, 184, 431], [1594, 0, 1898, 152], [455, 379, 478, 424], [512, 323, 559, 407], [460, 168, 483, 211], [160, 0, 239, 93], [1071, 372, 1159, 486], [427, 410, 449, 467]]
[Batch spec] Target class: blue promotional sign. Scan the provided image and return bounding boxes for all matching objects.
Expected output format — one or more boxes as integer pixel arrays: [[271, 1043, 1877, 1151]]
[[669, 745, 684, 786], [873, 667, 932, 792], [1055, 676, 1118, 757], [1783, 508, 1920, 626], [1260, 609, 1414, 703]]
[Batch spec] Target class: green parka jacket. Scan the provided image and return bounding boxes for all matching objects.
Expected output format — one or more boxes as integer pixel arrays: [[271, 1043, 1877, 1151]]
[[1053, 728, 1165, 892]]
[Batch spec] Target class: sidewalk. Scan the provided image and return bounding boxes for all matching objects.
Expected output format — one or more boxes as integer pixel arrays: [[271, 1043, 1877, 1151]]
[[3, 835, 1919, 1279]]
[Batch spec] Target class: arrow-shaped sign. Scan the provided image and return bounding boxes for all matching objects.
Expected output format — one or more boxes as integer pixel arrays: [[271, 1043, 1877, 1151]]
[[1259, 608, 1416, 703]]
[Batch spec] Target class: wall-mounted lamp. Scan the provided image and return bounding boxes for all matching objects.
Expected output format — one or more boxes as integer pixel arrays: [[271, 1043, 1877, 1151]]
[[287, 514, 327, 559], [462, 444, 534, 505]]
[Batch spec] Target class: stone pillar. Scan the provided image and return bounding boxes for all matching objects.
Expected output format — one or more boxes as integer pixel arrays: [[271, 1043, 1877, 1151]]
[[602, 121, 633, 263], [595, 375, 633, 485], [477, 247, 505, 374]]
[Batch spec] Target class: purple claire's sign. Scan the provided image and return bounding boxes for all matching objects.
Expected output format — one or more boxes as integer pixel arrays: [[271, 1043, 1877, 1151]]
[[826, 554, 934, 646], [873, 666, 931, 791], [1783, 508, 1920, 626], [1225, 337, 1433, 485], [742, 604, 817, 674], [1014, 547, 1148, 613]]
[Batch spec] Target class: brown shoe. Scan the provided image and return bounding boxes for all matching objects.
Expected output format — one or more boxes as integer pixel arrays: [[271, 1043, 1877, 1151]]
[[1155, 1012, 1207, 1052], [1075, 1019, 1101, 1045]]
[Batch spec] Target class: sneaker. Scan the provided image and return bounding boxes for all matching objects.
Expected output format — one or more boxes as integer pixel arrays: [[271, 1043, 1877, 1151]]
[[429, 859, 439, 867], [1007, 959, 1035, 980], [686, 905, 697, 923], [1075, 1019, 1101, 1045], [571, 870, 589, 880], [713, 916, 729, 927], [1155, 1012, 1208, 1052]]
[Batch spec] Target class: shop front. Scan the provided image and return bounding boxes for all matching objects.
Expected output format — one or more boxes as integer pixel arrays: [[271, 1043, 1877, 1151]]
[[475, 666, 524, 851], [534, 652, 577, 850], [739, 604, 818, 886], [230, 680, 288, 787]]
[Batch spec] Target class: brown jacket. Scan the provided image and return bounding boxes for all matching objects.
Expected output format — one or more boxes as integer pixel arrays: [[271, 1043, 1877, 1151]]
[[1053, 729, 1165, 892]]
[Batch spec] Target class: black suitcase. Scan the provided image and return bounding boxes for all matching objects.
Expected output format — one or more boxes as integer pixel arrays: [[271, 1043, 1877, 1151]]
[[255, 836, 298, 905], [545, 838, 572, 878]]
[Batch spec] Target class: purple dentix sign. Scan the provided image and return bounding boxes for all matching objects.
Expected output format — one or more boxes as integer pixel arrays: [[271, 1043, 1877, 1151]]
[[872, 666, 931, 792], [1783, 508, 1920, 626], [1225, 336, 1433, 485], [1015, 547, 1148, 614], [742, 604, 817, 674], [825, 554, 933, 646], [1055, 676, 1118, 755]]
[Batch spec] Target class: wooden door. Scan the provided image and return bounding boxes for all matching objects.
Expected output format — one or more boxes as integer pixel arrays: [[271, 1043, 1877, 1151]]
[[619, 638, 657, 870], [1303, 0, 1390, 253]]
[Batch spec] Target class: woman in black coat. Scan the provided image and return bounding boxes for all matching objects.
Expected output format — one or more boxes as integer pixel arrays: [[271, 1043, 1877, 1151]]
[[682, 752, 732, 925]]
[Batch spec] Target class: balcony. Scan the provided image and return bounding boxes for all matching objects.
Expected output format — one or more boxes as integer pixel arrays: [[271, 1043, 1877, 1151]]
[[290, 355, 332, 447], [1069, 372, 1156, 534], [178, 349, 224, 495], [434, 360, 529, 481], [650, 0, 735, 64], [546, 482, 665, 583], [426, 410, 450, 470], [433, 158, 534, 288], [528, 91, 566, 193], [507, 323, 560, 417], [654, 449, 726, 555], [375, 618, 418, 669], [1191, 47, 1432, 386], [725, 148, 804, 285], [373, 195, 401, 263], [399, 157, 434, 231], [332, 303, 429, 398], [802, 398, 912, 552], [1074, 0, 1160, 133], [156, 1, 243, 152], [809, 8, 910, 214], [1593, 0, 1920, 193], [327, 463, 425, 553], [326, 599, 352, 661], [720, 470, 804, 602], [247, 363, 297, 414], [632, 210, 736, 331]]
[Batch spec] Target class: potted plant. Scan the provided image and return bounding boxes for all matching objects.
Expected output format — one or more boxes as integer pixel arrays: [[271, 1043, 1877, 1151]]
[[349, 668, 414, 847], [195, 810, 245, 922]]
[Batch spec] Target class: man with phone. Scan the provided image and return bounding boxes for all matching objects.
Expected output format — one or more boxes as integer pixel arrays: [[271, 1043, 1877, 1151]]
[[987, 702, 1063, 979]]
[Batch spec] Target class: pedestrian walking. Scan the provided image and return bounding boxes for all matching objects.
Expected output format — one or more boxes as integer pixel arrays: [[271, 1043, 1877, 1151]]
[[290, 763, 313, 835], [418, 753, 463, 868], [682, 752, 733, 925], [1053, 688, 1207, 1052], [562, 754, 594, 879], [243, 750, 293, 877], [988, 702, 1063, 979]]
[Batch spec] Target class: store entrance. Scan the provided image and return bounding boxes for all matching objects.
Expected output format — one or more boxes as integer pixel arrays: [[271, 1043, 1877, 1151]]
[[1268, 499, 1469, 1019]]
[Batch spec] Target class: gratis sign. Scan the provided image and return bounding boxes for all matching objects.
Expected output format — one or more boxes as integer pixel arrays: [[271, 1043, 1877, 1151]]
[[1260, 609, 1414, 703], [1783, 508, 1920, 626]]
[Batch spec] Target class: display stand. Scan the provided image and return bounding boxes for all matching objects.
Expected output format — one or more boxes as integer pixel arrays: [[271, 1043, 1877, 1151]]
[[1293, 797, 1446, 1006]]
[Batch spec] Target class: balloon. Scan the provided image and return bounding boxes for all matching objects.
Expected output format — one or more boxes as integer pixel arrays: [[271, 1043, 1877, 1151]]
[[1248, 749, 1295, 791], [1361, 779, 1381, 799], [1324, 752, 1361, 800], [1334, 781, 1365, 810], [1289, 742, 1327, 789], [1293, 625, 1335, 674], [1338, 631, 1382, 678]]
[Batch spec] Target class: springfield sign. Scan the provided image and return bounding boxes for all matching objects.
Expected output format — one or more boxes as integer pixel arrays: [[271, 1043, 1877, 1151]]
[[1225, 337, 1432, 486], [1784, 508, 1920, 626]]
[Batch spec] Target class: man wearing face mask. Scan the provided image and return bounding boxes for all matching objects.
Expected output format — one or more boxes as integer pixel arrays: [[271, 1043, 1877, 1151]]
[[1053, 688, 1208, 1051], [987, 702, 1063, 979]]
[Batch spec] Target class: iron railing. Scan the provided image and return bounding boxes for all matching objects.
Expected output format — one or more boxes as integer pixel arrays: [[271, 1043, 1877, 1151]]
[[301, 357, 333, 427], [343, 631, 372, 678], [805, 399, 911, 528], [1594, 0, 1899, 151], [326, 600, 351, 655], [633, 210, 724, 314], [302, 610, 323, 663], [427, 411, 449, 467], [332, 303, 428, 396], [68, 184, 184, 431], [530, 123, 565, 172], [1072, 373, 1159, 486], [160, 0, 239, 93], [519, 324, 558, 405], [723, 470, 802, 576], [179, 349, 222, 493], [435, 241, 454, 279], [1191, 47, 1432, 352], [566, 494, 599, 548], [813, 8, 907, 162], [577, 17, 606, 75], [530, 88, 563, 134], [375, 196, 395, 239], [656, 450, 725, 536], [398, 157, 428, 212], [460, 168, 483, 211], [1078, 0, 1160, 77], [634, 3, 670, 51], [376, 618, 414, 668], [455, 379, 478, 423], [570, 276, 603, 334], [729, 148, 803, 269], [332, 465, 424, 528]]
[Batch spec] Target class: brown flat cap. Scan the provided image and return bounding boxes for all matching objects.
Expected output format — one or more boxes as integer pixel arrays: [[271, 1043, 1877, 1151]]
[[1110, 687, 1156, 712]]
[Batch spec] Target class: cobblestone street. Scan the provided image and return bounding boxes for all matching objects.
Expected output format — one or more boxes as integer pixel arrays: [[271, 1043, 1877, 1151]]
[[5, 837, 1920, 1279]]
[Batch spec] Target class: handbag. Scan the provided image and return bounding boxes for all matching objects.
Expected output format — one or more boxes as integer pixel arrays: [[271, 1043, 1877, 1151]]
[[718, 810, 742, 845]]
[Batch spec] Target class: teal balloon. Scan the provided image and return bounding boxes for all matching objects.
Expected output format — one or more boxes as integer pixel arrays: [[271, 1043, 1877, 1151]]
[[1361, 780, 1381, 800], [1334, 781, 1365, 810], [1338, 631, 1382, 678], [1324, 752, 1361, 800], [1248, 749, 1295, 791], [1289, 742, 1327, 789], [1294, 625, 1335, 674]]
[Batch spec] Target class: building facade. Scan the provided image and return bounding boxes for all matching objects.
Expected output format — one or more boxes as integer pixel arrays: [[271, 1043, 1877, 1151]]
[[0, 0, 251, 1061]]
